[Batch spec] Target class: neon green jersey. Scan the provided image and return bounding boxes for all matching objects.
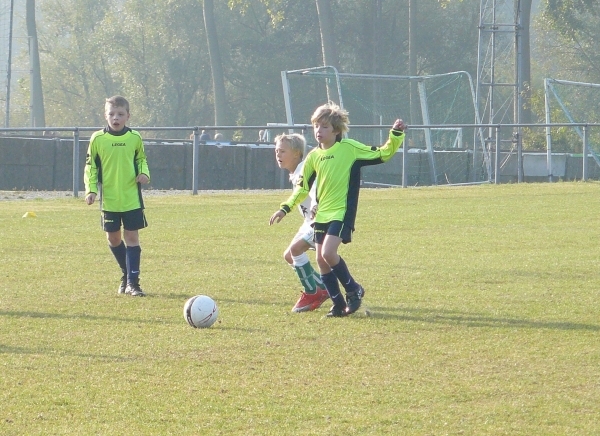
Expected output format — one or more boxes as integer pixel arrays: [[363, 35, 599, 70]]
[[84, 127, 150, 212], [280, 130, 404, 227]]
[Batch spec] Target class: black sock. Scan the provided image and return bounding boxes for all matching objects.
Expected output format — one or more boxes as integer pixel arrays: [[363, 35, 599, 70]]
[[331, 257, 358, 292], [321, 271, 346, 308], [126, 245, 142, 284], [109, 241, 127, 274]]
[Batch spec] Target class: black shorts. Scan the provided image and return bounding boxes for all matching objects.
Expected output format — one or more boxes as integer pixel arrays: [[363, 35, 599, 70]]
[[102, 209, 148, 232], [313, 220, 353, 245]]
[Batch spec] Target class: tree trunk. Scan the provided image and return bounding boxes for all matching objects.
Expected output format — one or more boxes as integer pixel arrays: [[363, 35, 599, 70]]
[[203, 0, 228, 129], [26, 0, 45, 128]]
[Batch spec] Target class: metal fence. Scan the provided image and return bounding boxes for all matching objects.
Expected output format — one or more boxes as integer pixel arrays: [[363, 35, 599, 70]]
[[1, 122, 599, 196]]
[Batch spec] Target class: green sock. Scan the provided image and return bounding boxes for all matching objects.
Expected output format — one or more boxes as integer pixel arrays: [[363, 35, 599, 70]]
[[294, 262, 318, 294], [313, 272, 324, 289]]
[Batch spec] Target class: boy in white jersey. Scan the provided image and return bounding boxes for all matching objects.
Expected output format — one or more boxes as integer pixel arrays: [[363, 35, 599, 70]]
[[274, 133, 329, 312], [84, 95, 150, 297], [270, 103, 406, 317]]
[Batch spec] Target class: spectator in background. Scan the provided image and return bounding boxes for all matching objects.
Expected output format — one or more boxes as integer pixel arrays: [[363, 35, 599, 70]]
[[200, 130, 211, 141], [258, 130, 267, 142], [214, 133, 224, 142]]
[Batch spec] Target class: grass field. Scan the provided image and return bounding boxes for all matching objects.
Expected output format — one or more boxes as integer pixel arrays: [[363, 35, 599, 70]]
[[1, 183, 599, 435]]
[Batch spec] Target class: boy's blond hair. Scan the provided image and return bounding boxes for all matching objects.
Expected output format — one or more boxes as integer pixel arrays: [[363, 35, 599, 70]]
[[274, 133, 306, 158], [105, 95, 130, 113], [310, 102, 349, 135]]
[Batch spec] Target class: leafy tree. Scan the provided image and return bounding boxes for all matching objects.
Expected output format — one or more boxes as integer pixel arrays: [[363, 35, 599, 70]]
[[99, 0, 211, 130], [37, 0, 212, 132], [37, 0, 114, 126], [21, 0, 487, 132], [536, 0, 600, 83], [226, 0, 322, 128]]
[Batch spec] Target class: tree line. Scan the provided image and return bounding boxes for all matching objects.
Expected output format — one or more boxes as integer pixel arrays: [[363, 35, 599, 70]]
[[7, 0, 600, 141]]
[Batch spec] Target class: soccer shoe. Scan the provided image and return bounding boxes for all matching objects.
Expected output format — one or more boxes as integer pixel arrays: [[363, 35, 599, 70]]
[[292, 287, 330, 312], [326, 304, 349, 318], [125, 281, 146, 297], [118, 275, 127, 294], [311, 287, 330, 310], [346, 285, 365, 315]]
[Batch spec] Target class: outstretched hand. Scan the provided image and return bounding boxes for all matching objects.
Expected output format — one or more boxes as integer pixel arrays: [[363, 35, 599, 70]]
[[392, 119, 406, 132]]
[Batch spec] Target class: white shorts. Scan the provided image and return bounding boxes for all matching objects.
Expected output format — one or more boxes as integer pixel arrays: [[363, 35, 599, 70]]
[[291, 222, 315, 249]]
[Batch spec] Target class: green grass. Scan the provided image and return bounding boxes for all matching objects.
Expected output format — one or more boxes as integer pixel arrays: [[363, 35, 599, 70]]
[[1, 183, 599, 435]]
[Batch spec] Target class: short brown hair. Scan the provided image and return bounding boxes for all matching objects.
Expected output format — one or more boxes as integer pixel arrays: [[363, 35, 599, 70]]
[[105, 95, 130, 113]]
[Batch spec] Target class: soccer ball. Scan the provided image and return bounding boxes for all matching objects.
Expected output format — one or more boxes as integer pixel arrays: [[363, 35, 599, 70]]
[[183, 295, 219, 328]]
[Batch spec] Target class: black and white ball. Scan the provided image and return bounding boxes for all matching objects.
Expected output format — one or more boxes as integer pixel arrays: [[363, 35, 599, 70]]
[[183, 295, 219, 328]]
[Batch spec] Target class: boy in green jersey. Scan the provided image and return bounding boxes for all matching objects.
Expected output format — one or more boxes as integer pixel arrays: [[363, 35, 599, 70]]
[[270, 102, 406, 317], [84, 95, 150, 297]]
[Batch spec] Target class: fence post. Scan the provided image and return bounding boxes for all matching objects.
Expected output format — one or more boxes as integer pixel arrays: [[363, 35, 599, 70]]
[[494, 126, 500, 184], [73, 128, 79, 197], [516, 131, 523, 183], [582, 125, 589, 181], [402, 132, 407, 188], [192, 128, 200, 195]]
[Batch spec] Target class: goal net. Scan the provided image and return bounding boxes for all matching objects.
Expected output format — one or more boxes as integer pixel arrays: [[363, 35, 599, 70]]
[[544, 78, 600, 159], [281, 67, 489, 186]]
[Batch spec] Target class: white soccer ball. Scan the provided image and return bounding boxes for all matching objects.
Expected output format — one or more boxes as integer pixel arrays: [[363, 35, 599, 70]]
[[183, 295, 219, 328]]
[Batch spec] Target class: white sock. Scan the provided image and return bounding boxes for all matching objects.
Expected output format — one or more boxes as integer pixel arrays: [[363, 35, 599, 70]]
[[291, 252, 309, 267]]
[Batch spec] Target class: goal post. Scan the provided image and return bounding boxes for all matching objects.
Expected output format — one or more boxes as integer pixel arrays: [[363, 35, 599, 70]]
[[544, 78, 600, 176], [280, 68, 490, 186]]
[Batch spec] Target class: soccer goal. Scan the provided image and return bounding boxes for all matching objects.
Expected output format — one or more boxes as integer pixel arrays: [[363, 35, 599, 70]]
[[544, 78, 600, 169], [280, 67, 489, 186]]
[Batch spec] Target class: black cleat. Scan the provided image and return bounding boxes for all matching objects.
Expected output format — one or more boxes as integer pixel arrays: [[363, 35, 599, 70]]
[[326, 304, 349, 318], [125, 280, 146, 297], [346, 285, 364, 315], [117, 275, 127, 294]]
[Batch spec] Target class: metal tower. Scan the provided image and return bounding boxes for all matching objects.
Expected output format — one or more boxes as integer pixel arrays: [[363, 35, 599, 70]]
[[476, 0, 525, 181]]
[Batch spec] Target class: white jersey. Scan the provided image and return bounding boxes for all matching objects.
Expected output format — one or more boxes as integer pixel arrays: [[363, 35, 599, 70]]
[[290, 160, 317, 226]]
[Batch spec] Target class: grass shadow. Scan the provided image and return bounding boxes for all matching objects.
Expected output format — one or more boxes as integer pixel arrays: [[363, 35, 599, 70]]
[[364, 305, 600, 331], [0, 309, 176, 324]]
